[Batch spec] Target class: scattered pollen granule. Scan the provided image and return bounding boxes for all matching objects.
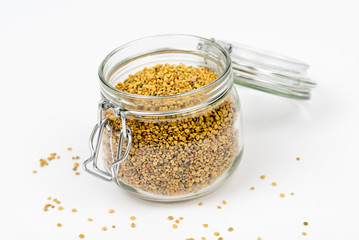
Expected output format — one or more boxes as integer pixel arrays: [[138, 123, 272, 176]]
[[58, 206, 64, 211], [219, 237, 223, 240], [101, 227, 107, 231], [32, 170, 37, 174], [198, 202, 203, 206], [109, 209, 115, 214], [57, 223, 62, 227], [88, 218, 93, 222], [72, 157, 75, 160], [43, 204, 52, 211], [130, 216, 136, 220], [291, 192, 294, 195], [67, 147, 72, 151], [73, 163, 79, 171], [47, 197, 51, 200], [51, 205, 55, 208], [53, 198, 61, 204], [203, 224, 208, 228], [131, 223, 136, 228], [228, 227, 234, 232], [175, 219, 180, 224], [179, 217, 183, 220], [112, 225, 116, 229], [296, 157, 300, 161], [79, 234, 84, 238], [40, 159, 48, 167], [75, 172, 80, 175], [186, 238, 195, 240], [222, 200, 227, 205], [172, 224, 178, 229], [258, 237, 262, 240], [217, 205, 222, 209], [57, 156, 60, 159], [72, 208, 77, 212], [250, 187, 255, 190], [201, 237, 206, 240], [76, 156, 80, 159], [304, 222, 308, 226], [260, 175, 266, 179], [280, 193, 285, 198], [214, 232, 220, 236], [302, 232, 307, 236], [168, 216, 174, 220], [271, 182, 277, 186]]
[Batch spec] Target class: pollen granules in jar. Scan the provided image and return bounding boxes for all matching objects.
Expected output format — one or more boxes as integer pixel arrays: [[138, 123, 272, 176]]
[[102, 63, 240, 196]]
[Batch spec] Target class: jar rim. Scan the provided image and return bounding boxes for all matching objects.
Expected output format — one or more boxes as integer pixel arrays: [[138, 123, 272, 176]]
[[98, 34, 232, 100]]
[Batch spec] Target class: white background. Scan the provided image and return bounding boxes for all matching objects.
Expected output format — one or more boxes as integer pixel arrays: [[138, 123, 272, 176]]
[[1, 0, 359, 239]]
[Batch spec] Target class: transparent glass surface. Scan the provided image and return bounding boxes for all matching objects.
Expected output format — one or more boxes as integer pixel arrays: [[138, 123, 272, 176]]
[[99, 35, 244, 201]]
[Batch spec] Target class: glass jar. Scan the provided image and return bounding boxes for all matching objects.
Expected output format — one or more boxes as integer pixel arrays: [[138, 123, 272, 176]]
[[83, 34, 315, 202]]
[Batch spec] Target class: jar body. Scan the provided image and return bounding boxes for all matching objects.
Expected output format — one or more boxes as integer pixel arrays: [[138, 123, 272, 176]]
[[102, 87, 242, 201], [96, 35, 244, 201]]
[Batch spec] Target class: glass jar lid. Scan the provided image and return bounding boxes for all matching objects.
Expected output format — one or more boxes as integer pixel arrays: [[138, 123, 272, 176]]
[[217, 40, 316, 100]]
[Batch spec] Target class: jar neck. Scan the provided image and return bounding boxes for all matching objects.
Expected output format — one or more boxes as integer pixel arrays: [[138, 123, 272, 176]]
[[98, 35, 233, 116]]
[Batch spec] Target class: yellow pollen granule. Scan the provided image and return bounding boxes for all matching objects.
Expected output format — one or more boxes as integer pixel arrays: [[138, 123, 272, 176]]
[[304, 222, 308, 226], [75, 172, 80, 175], [198, 202, 203, 206], [203, 224, 208, 228], [214, 232, 220, 236], [219, 238, 223, 240], [271, 182, 277, 186], [258, 237, 261, 240], [33, 170, 37, 174], [112, 225, 116, 228], [101, 227, 107, 231], [109, 209, 115, 214], [222, 200, 227, 205], [67, 147, 72, 151], [58, 206, 64, 210], [47, 197, 51, 200], [296, 157, 300, 161], [175, 219, 180, 224], [228, 227, 234, 232], [217, 205, 222, 209], [172, 224, 178, 229], [79, 234, 84, 238], [130, 216, 136, 220], [179, 217, 183, 220], [260, 175, 265, 179], [201, 237, 206, 240], [291, 192, 294, 195], [302, 232, 307, 236], [168, 216, 174, 220], [280, 193, 285, 198], [131, 223, 136, 228], [88, 218, 93, 222], [72, 208, 77, 212], [57, 156, 60, 159], [57, 223, 62, 227], [186, 238, 195, 240], [250, 187, 255, 190]]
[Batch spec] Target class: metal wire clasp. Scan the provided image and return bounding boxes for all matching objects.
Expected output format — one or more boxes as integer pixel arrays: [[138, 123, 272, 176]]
[[83, 99, 132, 182]]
